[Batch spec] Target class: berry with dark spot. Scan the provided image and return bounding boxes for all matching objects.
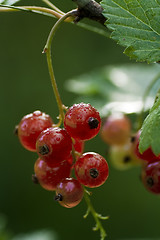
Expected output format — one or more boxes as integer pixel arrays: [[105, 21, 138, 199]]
[[55, 178, 84, 208], [64, 103, 101, 141], [75, 152, 109, 188], [109, 141, 142, 170], [36, 127, 72, 164], [141, 161, 160, 194]]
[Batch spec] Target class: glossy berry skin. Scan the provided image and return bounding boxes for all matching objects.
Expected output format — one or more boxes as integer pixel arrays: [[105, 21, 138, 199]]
[[17, 111, 53, 151], [55, 178, 84, 208], [141, 161, 160, 194], [101, 113, 131, 145], [75, 152, 109, 188], [133, 131, 158, 162], [34, 158, 72, 191], [64, 103, 101, 141], [36, 127, 72, 164]]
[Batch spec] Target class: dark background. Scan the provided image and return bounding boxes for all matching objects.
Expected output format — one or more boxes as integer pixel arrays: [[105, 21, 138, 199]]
[[0, 0, 160, 239]]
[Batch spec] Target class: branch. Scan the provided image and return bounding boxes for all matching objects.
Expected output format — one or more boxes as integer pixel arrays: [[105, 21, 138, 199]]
[[72, 0, 106, 25]]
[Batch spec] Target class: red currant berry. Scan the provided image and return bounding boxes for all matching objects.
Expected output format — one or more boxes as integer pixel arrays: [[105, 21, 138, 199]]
[[75, 152, 109, 188], [17, 110, 53, 151], [133, 131, 158, 162], [36, 127, 72, 164], [55, 178, 84, 208], [34, 158, 72, 191], [141, 161, 160, 194], [64, 103, 101, 141], [101, 113, 131, 145]]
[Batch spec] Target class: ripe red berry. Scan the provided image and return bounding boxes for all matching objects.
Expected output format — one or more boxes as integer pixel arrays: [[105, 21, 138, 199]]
[[17, 110, 53, 151], [100, 113, 131, 145], [64, 103, 101, 141], [34, 158, 72, 191], [55, 178, 84, 208], [141, 161, 160, 194], [36, 127, 72, 164], [133, 131, 158, 162], [75, 152, 109, 188]]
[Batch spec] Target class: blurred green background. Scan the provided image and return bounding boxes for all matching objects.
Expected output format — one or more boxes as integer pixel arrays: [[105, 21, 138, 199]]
[[0, 0, 160, 239]]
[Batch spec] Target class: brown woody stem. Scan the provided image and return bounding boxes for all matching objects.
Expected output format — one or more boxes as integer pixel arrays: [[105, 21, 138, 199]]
[[72, 0, 106, 25]]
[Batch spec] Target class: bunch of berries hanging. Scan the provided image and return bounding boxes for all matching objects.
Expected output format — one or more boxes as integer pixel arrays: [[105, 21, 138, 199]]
[[16, 103, 109, 208], [100, 113, 160, 195]]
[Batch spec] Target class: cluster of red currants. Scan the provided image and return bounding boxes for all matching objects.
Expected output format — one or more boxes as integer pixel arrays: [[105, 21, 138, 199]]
[[15, 103, 109, 208], [100, 113, 160, 195]]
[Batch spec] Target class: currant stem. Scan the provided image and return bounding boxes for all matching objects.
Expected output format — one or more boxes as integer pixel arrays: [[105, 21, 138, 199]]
[[44, 9, 77, 50], [0, 5, 110, 38], [84, 190, 108, 240], [137, 71, 160, 130], [43, 10, 77, 123], [0, 4, 63, 18], [41, 0, 65, 15]]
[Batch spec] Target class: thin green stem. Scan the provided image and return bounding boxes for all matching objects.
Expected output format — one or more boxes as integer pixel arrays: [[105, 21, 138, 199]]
[[0, 4, 63, 18], [0, 5, 110, 38], [43, 10, 78, 123], [137, 72, 160, 130], [84, 190, 108, 240], [45, 46, 65, 124], [44, 9, 77, 50], [41, 0, 65, 15]]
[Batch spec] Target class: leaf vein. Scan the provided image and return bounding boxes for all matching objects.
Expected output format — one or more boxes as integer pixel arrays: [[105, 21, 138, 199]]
[[111, 0, 160, 36], [113, 32, 160, 44], [135, 0, 150, 25], [108, 20, 153, 33], [134, 49, 160, 52]]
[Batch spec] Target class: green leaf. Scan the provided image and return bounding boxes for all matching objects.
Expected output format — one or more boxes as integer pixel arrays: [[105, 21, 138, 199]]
[[101, 0, 160, 63], [139, 93, 160, 155], [0, 0, 20, 5], [65, 63, 160, 116]]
